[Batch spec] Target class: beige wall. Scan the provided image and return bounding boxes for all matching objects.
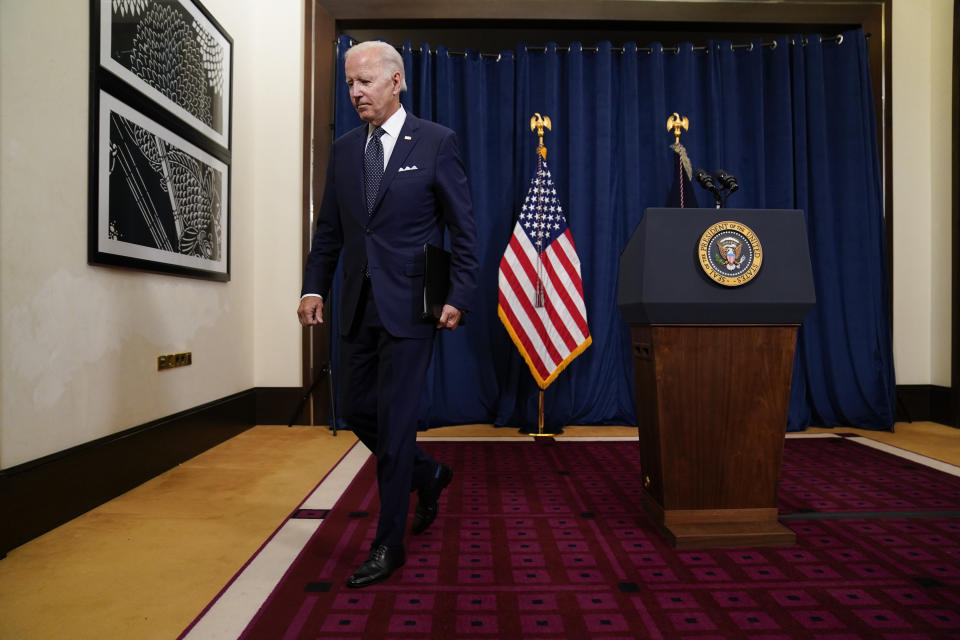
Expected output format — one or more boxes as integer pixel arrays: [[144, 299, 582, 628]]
[[202, 0, 304, 388], [0, 0, 303, 469], [892, 0, 954, 386], [239, 1, 305, 388], [927, 0, 953, 387], [0, 0, 953, 469]]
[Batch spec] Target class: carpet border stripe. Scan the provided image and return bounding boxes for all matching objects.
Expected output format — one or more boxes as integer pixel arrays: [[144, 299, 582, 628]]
[[784, 433, 842, 439], [417, 435, 640, 441], [179, 519, 321, 640], [850, 437, 960, 477], [300, 442, 373, 510], [417, 436, 539, 441], [179, 441, 369, 640]]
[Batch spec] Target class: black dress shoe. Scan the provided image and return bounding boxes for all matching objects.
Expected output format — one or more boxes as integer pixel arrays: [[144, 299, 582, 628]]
[[346, 544, 405, 588], [412, 463, 453, 535]]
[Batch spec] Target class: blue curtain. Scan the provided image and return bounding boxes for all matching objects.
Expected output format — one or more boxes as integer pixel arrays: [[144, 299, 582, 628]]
[[329, 30, 895, 432]]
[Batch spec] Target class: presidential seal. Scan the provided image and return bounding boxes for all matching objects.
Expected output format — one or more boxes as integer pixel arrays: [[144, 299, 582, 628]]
[[697, 221, 763, 286]]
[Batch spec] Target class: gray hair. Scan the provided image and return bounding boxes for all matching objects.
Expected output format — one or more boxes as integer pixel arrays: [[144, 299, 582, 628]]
[[345, 40, 407, 92]]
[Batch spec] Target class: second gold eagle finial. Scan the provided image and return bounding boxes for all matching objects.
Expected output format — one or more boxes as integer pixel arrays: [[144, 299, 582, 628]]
[[666, 112, 689, 145], [530, 113, 552, 160]]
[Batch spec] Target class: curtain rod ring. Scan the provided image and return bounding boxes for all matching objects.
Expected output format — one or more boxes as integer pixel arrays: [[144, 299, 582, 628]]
[[353, 32, 842, 58]]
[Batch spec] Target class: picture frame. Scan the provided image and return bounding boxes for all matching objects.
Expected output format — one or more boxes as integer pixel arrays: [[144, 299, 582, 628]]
[[96, 0, 232, 151], [89, 0, 232, 280], [90, 89, 230, 280]]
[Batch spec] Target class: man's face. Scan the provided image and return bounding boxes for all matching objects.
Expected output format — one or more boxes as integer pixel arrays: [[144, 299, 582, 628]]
[[345, 52, 400, 126]]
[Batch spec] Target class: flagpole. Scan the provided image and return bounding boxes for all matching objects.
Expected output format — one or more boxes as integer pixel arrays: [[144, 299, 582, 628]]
[[537, 390, 545, 435], [531, 113, 549, 308], [529, 388, 559, 437], [528, 114, 560, 439]]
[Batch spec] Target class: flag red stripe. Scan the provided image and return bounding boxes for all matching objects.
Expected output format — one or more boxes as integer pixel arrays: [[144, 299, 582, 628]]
[[501, 249, 563, 364], [498, 260, 553, 375], [499, 250, 564, 370], [555, 231, 587, 295], [506, 233, 579, 354], [543, 244, 588, 339], [498, 265, 553, 378], [546, 236, 589, 337], [539, 263, 580, 352], [507, 233, 540, 295], [498, 288, 552, 381], [553, 234, 588, 322], [556, 231, 584, 287]]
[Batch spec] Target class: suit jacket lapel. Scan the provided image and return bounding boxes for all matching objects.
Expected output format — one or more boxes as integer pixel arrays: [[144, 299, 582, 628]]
[[369, 115, 421, 218], [345, 126, 368, 226]]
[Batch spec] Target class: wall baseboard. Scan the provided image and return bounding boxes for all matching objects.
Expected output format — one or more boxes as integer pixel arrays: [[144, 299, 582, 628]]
[[256, 386, 309, 426], [0, 386, 305, 557], [896, 384, 954, 426]]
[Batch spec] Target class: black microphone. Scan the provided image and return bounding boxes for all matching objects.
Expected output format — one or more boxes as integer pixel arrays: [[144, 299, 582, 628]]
[[694, 168, 718, 194], [694, 168, 722, 209], [716, 170, 739, 195]]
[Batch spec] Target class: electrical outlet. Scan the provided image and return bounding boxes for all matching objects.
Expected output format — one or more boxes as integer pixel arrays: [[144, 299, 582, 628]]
[[158, 352, 192, 370]]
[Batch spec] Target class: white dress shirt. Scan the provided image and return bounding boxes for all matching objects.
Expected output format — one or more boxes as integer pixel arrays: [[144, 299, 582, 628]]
[[367, 105, 406, 170]]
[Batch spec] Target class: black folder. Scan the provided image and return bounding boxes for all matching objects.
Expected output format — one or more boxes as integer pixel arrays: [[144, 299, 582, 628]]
[[422, 243, 464, 325]]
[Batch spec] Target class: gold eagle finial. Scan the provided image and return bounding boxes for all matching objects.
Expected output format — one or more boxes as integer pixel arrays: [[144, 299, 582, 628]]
[[666, 112, 689, 145], [530, 113, 552, 159]]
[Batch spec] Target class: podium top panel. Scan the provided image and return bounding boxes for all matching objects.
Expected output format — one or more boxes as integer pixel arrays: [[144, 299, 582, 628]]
[[618, 208, 816, 324]]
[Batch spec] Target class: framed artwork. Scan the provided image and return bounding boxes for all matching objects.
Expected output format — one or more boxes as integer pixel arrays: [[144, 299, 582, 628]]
[[91, 90, 230, 279], [97, 0, 232, 150], [89, 0, 232, 280]]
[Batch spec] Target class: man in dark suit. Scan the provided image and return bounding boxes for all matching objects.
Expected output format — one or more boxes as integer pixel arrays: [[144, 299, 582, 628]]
[[297, 40, 478, 588]]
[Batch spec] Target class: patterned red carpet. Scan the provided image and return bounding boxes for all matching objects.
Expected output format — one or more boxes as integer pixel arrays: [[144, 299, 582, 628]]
[[203, 438, 960, 639], [779, 436, 960, 515]]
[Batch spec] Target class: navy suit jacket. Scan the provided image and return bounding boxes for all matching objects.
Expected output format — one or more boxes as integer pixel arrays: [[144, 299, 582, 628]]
[[302, 114, 479, 339]]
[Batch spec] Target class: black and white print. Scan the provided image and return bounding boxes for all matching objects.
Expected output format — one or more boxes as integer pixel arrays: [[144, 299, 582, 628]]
[[96, 90, 228, 277], [100, 0, 231, 148]]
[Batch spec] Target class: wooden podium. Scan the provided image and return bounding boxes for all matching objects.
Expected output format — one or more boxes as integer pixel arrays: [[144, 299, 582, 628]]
[[618, 209, 816, 548]]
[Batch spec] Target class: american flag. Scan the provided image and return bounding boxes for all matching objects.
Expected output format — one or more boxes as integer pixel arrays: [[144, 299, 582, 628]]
[[498, 154, 591, 389]]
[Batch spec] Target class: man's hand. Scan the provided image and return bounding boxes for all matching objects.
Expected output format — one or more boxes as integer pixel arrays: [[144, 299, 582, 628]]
[[297, 297, 324, 326], [436, 304, 462, 330]]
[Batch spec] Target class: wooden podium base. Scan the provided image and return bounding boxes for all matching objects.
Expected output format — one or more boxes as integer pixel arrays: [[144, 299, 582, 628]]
[[631, 324, 799, 549], [642, 493, 796, 548]]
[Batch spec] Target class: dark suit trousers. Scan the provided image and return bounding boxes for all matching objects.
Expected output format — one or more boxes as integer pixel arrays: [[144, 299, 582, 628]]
[[339, 279, 439, 548]]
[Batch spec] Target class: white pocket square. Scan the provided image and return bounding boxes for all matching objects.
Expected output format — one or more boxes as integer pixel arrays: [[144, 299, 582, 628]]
[[398, 165, 419, 173]]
